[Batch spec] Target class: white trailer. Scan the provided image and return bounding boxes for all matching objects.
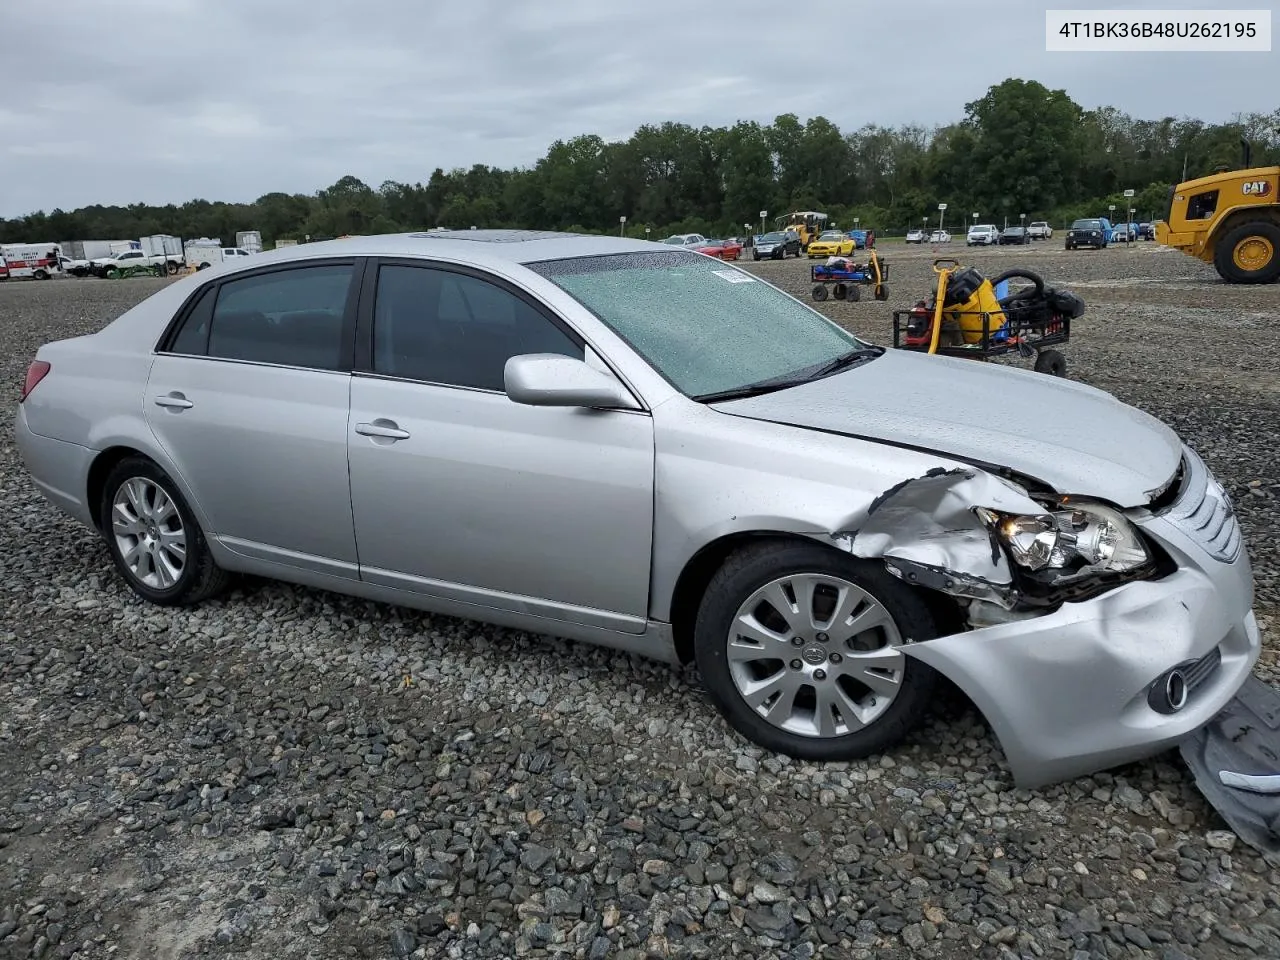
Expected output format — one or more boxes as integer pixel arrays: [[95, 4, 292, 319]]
[[139, 235, 185, 273], [236, 230, 263, 255]]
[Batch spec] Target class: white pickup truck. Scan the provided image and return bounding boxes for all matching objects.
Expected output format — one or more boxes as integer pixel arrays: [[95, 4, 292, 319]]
[[91, 248, 181, 278], [1027, 221, 1054, 240]]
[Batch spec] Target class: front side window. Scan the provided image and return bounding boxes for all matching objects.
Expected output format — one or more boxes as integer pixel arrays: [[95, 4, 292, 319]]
[[165, 264, 354, 370], [529, 251, 864, 398], [371, 264, 582, 391]]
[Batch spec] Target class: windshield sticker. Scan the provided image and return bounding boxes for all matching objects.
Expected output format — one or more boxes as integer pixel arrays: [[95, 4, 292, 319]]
[[712, 270, 756, 283]]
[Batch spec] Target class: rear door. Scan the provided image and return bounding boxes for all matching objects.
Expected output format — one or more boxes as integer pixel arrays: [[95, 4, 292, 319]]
[[144, 259, 362, 577]]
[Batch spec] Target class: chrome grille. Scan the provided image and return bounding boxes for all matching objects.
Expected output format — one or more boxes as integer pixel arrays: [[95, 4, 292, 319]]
[[1157, 448, 1242, 562]]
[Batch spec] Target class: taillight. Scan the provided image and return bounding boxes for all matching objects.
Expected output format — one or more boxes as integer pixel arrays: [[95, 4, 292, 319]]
[[21, 360, 50, 402]]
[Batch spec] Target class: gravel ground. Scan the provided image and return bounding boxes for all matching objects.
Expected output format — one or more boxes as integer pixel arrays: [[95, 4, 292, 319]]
[[1, 244, 1277, 960]]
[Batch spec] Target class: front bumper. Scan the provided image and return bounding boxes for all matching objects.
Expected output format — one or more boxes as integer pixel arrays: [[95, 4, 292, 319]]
[[902, 505, 1260, 788]]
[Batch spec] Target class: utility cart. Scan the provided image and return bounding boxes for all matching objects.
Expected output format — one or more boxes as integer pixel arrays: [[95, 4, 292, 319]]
[[891, 259, 1082, 377], [810, 251, 888, 302]]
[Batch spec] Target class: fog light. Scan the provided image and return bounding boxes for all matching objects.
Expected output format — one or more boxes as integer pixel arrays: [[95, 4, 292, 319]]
[[1165, 670, 1188, 712]]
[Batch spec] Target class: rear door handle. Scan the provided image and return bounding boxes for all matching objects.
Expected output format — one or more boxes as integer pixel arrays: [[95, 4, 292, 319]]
[[154, 393, 193, 409], [355, 419, 410, 440]]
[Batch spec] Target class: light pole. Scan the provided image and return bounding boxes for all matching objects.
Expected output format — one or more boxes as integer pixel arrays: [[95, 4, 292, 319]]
[[645, 227, 651, 241], [1123, 189, 1136, 245], [759, 210, 767, 235], [619, 215, 626, 237], [1108, 204, 1116, 240], [972, 212, 978, 230], [937, 202, 947, 233]]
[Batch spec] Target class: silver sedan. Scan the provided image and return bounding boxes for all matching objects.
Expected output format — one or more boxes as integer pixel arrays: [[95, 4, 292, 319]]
[[16, 231, 1260, 788]]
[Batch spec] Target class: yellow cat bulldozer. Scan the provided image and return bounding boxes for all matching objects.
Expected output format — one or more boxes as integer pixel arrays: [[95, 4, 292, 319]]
[[1156, 138, 1280, 284]]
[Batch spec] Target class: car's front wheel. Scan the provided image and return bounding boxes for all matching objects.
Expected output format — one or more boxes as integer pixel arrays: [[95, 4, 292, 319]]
[[694, 541, 939, 761], [100, 456, 232, 606]]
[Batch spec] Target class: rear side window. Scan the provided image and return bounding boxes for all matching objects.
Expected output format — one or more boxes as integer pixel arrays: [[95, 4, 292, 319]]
[[169, 286, 215, 355], [165, 264, 355, 370]]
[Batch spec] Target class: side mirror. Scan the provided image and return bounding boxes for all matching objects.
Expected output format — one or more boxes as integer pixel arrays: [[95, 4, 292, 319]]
[[504, 354, 640, 410]]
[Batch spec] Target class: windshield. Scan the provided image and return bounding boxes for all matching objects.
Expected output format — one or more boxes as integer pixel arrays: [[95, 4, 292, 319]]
[[818, 231, 843, 240], [1073, 219, 1102, 229], [661, 237, 686, 245], [759, 232, 785, 242], [528, 251, 866, 397]]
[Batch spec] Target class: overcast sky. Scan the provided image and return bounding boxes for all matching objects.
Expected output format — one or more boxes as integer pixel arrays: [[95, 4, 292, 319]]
[[1, 0, 1274, 217]]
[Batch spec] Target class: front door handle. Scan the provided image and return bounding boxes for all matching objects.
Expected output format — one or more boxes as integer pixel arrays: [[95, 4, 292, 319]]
[[154, 393, 193, 410], [355, 419, 410, 440]]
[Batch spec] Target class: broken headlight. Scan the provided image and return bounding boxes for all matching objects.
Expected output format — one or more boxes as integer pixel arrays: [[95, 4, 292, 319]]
[[979, 500, 1150, 580]]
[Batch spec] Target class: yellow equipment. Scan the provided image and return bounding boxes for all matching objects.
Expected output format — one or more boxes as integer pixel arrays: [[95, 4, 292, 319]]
[[775, 211, 828, 250], [930, 260, 1007, 348], [1155, 139, 1280, 284]]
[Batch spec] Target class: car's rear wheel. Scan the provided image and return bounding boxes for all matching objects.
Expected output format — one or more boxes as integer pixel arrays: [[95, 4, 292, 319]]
[[100, 457, 232, 606], [694, 541, 939, 761]]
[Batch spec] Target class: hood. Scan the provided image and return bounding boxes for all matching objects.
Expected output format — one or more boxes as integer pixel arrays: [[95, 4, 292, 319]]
[[713, 349, 1182, 507]]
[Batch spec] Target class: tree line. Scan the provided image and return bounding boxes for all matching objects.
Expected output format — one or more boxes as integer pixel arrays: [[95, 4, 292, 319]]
[[3, 79, 1277, 246]]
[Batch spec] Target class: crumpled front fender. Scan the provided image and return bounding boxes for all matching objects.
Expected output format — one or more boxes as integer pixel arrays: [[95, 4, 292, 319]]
[[837, 467, 1045, 608]]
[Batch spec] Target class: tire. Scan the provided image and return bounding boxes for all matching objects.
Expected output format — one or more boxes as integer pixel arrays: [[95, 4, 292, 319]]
[[847, 285, 861, 302], [1034, 348, 1067, 377], [166, 261, 179, 275], [832, 283, 846, 300], [693, 540, 940, 761], [1213, 221, 1280, 284], [99, 456, 232, 606], [34, 270, 49, 280], [197, 262, 211, 270], [812, 284, 828, 301], [874, 284, 889, 302], [105, 268, 120, 279], [753, 251, 761, 261]]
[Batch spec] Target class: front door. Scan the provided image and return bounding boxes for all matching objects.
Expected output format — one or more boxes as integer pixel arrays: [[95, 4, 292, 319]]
[[347, 260, 655, 630], [145, 260, 361, 577]]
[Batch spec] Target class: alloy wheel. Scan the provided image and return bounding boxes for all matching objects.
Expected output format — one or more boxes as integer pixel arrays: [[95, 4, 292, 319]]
[[111, 477, 187, 589], [726, 573, 904, 738]]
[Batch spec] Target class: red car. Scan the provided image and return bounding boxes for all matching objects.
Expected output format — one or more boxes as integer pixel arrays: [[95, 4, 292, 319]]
[[692, 239, 742, 261]]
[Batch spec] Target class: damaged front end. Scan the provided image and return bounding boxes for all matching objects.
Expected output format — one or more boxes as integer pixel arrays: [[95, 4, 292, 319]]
[[837, 465, 1163, 626], [826, 462, 1263, 805]]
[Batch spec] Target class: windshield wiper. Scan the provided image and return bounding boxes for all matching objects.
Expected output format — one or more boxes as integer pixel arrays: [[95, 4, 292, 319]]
[[806, 346, 884, 379], [692, 376, 813, 403], [692, 347, 883, 403]]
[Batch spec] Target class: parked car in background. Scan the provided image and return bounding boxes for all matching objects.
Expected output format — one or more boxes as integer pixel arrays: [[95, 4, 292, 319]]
[[14, 229, 1260, 789], [967, 224, 999, 246], [692, 239, 742, 262], [999, 226, 1031, 245], [905, 228, 927, 244], [59, 255, 92, 277], [807, 230, 857, 259], [1027, 221, 1053, 240], [1065, 218, 1110, 250], [91, 249, 170, 278], [752, 230, 802, 260], [846, 229, 874, 249], [929, 230, 951, 243], [1111, 223, 1137, 243], [183, 244, 254, 271], [662, 234, 707, 248], [1138, 223, 1157, 240]]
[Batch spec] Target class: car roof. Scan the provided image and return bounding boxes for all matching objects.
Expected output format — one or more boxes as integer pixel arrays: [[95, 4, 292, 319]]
[[203, 230, 662, 272]]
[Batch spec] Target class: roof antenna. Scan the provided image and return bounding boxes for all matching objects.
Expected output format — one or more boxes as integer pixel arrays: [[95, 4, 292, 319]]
[[1240, 136, 1251, 168]]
